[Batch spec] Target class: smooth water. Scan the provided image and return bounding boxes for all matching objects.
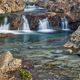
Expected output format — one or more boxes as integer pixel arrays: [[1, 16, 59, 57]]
[[0, 31, 70, 50]]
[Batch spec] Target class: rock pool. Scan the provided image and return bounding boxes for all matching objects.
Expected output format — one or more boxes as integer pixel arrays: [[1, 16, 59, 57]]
[[0, 31, 80, 80]]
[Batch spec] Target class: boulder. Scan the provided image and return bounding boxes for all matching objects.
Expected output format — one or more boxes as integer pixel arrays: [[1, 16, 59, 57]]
[[0, 51, 32, 80], [64, 26, 80, 52], [0, 51, 22, 73]]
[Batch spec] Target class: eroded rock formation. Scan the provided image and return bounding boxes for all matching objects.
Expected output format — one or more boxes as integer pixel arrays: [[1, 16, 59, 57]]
[[0, 51, 21, 80], [64, 26, 80, 53]]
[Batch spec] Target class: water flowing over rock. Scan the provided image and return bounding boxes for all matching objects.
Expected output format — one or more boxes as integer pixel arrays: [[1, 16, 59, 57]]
[[24, 0, 37, 3]]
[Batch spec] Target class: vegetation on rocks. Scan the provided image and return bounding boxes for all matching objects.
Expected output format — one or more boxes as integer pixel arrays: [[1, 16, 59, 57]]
[[0, 51, 32, 80], [19, 69, 32, 80]]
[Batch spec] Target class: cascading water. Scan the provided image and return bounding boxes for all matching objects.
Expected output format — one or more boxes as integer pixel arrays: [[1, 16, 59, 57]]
[[61, 16, 70, 30], [24, 4, 44, 12], [22, 15, 31, 32], [38, 18, 54, 32], [0, 17, 9, 30], [24, 4, 37, 12]]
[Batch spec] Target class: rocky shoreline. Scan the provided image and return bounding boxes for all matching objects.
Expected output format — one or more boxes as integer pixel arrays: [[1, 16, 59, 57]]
[[0, 51, 32, 80], [0, 0, 80, 80], [64, 26, 80, 53]]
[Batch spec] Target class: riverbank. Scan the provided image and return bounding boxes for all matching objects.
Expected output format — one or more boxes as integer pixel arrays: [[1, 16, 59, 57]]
[[0, 51, 32, 80]]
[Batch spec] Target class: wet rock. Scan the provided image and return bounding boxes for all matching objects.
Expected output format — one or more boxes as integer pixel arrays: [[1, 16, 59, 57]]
[[22, 60, 34, 70], [0, 34, 14, 38], [9, 14, 23, 30], [26, 13, 47, 30]]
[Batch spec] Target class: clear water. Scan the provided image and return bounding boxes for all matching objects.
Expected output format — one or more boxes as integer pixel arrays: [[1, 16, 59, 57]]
[[0, 31, 80, 80], [0, 31, 70, 50]]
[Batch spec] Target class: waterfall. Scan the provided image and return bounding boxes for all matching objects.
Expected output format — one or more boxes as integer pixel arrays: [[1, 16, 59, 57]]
[[38, 18, 54, 32], [0, 17, 9, 30], [24, 4, 44, 12], [27, 4, 36, 8], [61, 16, 70, 30], [22, 15, 31, 32], [24, 4, 37, 12]]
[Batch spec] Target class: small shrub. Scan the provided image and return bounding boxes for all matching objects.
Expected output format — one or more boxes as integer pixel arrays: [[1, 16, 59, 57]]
[[19, 69, 32, 80]]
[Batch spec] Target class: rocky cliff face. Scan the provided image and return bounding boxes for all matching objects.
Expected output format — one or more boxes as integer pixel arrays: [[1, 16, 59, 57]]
[[0, 0, 25, 13]]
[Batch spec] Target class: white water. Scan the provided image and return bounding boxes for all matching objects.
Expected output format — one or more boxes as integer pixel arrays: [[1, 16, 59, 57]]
[[38, 18, 54, 32], [22, 15, 31, 32], [61, 16, 70, 31], [24, 4, 44, 12], [0, 17, 9, 30]]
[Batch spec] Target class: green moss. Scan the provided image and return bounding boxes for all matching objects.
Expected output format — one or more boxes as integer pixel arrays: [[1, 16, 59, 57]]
[[19, 69, 32, 80]]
